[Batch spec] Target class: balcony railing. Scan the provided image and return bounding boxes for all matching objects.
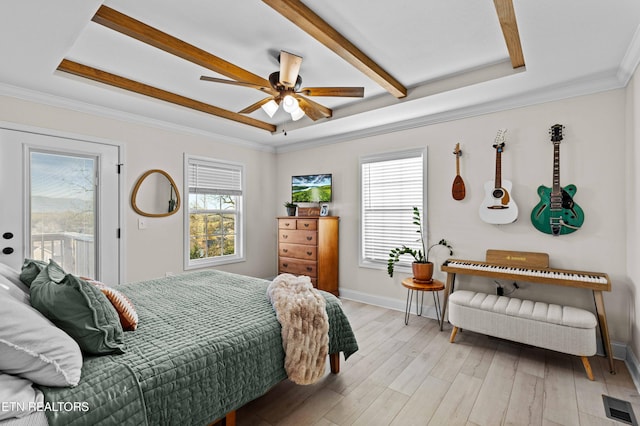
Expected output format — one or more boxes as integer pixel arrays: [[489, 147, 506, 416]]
[[31, 232, 94, 278]]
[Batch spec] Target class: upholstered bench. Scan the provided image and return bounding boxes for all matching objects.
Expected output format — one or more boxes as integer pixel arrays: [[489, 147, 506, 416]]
[[448, 290, 598, 380]]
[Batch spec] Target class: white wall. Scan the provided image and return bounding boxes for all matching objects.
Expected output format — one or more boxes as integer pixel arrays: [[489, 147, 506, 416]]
[[627, 66, 640, 360], [277, 89, 632, 343], [1, 87, 635, 348], [0, 95, 278, 283]]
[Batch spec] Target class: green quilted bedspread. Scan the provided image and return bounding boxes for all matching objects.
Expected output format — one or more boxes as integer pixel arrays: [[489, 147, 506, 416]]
[[39, 270, 358, 426]]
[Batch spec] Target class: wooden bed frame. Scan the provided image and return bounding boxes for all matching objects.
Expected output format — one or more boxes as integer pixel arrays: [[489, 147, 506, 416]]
[[211, 353, 341, 426]]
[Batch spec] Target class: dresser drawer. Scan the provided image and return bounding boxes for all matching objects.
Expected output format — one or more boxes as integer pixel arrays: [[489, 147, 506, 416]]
[[278, 230, 317, 245], [278, 258, 317, 277], [279, 243, 317, 260], [278, 218, 297, 229], [296, 219, 317, 230], [278, 218, 318, 230]]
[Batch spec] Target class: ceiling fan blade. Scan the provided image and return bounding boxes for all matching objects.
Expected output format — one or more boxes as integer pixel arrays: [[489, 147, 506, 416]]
[[299, 87, 364, 98], [238, 97, 277, 114], [200, 76, 275, 94], [293, 94, 332, 121], [279, 51, 302, 88]]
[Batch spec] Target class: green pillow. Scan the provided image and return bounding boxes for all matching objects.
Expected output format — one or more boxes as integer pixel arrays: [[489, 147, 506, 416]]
[[30, 260, 126, 355], [19, 258, 48, 287]]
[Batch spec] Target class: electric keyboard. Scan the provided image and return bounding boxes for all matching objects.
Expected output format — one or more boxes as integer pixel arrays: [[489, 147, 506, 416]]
[[441, 259, 610, 291], [438, 249, 615, 374]]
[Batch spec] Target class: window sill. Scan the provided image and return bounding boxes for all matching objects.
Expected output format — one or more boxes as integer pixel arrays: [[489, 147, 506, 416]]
[[358, 260, 412, 274], [185, 255, 245, 270]]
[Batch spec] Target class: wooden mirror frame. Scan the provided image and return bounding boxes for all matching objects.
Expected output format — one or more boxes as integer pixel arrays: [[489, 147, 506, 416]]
[[131, 169, 181, 217]]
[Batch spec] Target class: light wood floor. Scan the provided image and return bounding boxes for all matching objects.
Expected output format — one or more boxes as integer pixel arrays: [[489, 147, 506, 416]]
[[237, 299, 640, 425]]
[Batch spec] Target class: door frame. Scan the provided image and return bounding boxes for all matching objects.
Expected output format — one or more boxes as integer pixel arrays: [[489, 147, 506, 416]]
[[0, 121, 126, 284]]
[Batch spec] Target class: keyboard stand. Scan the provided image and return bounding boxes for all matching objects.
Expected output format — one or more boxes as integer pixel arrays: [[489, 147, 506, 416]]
[[440, 251, 615, 375]]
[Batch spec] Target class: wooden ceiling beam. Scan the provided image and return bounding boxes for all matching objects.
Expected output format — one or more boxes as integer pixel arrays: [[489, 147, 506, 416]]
[[92, 5, 270, 87], [493, 0, 525, 68], [57, 59, 276, 132], [263, 0, 407, 98]]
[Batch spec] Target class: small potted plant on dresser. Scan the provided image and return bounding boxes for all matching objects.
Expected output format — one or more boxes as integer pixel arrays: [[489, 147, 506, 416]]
[[283, 201, 297, 216], [387, 206, 453, 283]]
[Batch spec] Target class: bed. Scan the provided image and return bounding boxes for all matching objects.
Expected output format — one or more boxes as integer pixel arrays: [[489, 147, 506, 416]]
[[0, 266, 358, 426]]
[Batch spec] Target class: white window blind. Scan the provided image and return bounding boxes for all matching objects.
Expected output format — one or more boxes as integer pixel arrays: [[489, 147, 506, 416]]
[[188, 158, 242, 196], [360, 150, 425, 268]]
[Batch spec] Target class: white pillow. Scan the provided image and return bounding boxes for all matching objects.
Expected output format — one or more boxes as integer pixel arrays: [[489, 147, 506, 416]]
[[0, 275, 29, 304], [0, 373, 44, 421], [0, 291, 82, 387], [0, 263, 28, 293]]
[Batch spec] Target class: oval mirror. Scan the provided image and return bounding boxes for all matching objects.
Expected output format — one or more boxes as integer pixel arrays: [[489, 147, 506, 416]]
[[131, 169, 181, 217]]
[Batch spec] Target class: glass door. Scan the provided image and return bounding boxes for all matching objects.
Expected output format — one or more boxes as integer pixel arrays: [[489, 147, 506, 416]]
[[0, 127, 121, 283]]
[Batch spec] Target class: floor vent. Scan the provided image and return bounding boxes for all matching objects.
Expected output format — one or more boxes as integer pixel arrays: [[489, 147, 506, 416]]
[[603, 395, 638, 425]]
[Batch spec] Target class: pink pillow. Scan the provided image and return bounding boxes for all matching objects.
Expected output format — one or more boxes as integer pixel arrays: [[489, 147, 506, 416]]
[[82, 278, 139, 331]]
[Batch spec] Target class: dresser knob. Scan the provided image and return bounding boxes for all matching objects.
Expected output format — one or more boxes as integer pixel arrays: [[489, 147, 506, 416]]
[[2, 247, 14, 255], [306, 251, 312, 256], [283, 263, 288, 267], [282, 234, 288, 239], [283, 248, 288, 253], [2, 232, 13, 240], [306, 236, 312, 241], [306, 267, 312, 272], [304, 223, 309, 227]]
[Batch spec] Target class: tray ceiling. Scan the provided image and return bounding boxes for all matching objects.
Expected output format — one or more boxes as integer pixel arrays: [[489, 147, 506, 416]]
[[1, 1, 639, 150]]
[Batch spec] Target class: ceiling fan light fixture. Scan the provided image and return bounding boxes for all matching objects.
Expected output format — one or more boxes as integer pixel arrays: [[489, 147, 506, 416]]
[[282, 95, 298, 113], [290, 107, 305, 121], [261, 99, 279, 118]]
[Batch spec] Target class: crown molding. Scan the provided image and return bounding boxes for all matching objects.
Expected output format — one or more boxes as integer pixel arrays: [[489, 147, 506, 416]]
[[618, 22, 640, 85], [0, 82, 276, 153], [274, 69, 625, 153], [0, 62, 631, 156]]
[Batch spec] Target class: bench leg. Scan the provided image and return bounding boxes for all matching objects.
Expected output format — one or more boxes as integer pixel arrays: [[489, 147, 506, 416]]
[[450, 326, 459, 343], [581, 356, 595, 381]]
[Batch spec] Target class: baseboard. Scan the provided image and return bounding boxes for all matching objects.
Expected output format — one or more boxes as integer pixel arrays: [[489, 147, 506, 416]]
[[625, 346, 640, 393], [340, 288, 635, 388]]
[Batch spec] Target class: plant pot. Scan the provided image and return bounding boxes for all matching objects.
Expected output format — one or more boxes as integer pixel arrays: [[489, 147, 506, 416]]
[[286, 207, 297, 216], [412, 262, 433, 284]]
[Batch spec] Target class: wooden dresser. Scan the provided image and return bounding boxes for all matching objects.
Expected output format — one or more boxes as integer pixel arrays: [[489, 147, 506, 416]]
[[277, 216, 339, 296]]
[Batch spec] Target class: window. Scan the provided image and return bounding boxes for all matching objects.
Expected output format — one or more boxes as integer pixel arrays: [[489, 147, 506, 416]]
[[30, 151, 97, 277], [360, 149, 425, 270], [184, 155, 244, 268]]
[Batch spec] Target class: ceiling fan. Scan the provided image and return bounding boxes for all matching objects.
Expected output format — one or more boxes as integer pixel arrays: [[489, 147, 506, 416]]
[[200, 50, 364, 122]]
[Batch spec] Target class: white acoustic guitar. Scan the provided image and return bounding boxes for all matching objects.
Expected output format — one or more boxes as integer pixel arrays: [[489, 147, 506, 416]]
[[479, 129, 518, 224]]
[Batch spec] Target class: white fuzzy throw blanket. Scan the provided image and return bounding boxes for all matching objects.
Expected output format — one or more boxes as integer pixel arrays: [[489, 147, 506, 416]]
[[267, 273, 329, 385]]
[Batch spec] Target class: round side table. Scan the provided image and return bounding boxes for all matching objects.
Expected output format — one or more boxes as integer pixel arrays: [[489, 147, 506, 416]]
[[401, 278, 445, 325]]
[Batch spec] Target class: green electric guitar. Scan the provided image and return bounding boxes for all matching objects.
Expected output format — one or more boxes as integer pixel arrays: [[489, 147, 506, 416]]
[[531, 124, 584, 236]]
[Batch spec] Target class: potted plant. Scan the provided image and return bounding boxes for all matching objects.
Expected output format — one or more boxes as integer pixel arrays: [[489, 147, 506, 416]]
[[283, 201, 297, 216], [387, 206, 453, 282]]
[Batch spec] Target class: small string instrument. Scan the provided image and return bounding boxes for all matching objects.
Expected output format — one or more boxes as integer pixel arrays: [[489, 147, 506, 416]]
[[451, 143, 466, 201]]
